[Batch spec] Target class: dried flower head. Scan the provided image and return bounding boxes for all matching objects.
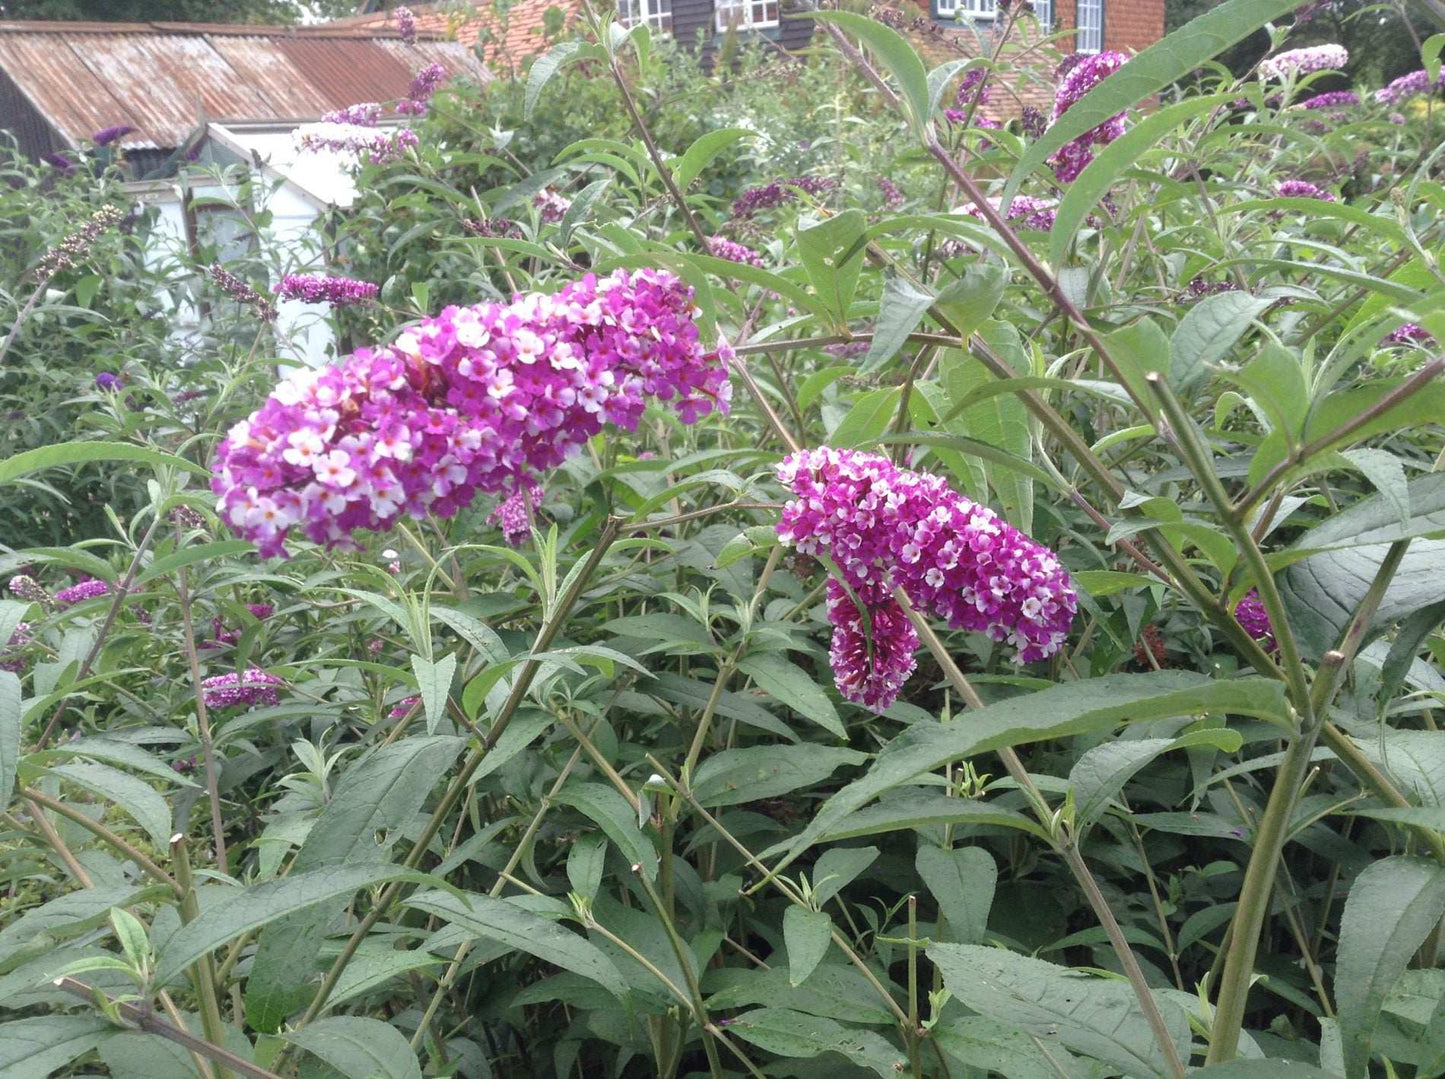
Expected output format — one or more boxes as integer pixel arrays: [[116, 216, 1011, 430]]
[[209, 263, 278, 321], [36, 205, 123, 279]]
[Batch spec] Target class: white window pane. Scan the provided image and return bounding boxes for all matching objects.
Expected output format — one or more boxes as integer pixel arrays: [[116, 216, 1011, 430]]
[[1077, 0, 1102, 52], [937, 0, 957, 15]]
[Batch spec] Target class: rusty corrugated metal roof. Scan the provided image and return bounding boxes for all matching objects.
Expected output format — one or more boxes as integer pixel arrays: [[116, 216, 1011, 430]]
[[0, 20, 488, 152]]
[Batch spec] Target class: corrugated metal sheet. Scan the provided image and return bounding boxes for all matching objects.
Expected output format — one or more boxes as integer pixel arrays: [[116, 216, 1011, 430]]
[[0, 20, 489, 154]]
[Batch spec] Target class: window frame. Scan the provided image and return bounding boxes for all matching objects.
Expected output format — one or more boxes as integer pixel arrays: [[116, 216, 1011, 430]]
[[714, 0, 779, 32], [619, 0, 673, 35], [1031, 0, 1051, 30], [1075, 0, 1103, 53]]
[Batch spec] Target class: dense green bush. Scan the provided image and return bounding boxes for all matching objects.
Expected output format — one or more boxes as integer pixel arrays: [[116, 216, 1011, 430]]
[[2, 2, 1445, 1078]]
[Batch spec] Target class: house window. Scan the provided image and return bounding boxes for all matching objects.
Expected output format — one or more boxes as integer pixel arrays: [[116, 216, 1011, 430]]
[[620, 0, 672, 34], [935, 0, 996, 19], [1032, 0, 1051, 29], [714, 0, 778, 31], [1076, 0, 1103, 52]]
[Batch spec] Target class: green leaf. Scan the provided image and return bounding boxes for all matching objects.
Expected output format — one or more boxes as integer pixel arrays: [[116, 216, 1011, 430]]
[[245, 736, 463, 1032], [99, 1033, 207, 1079], [934, 1015, 1088, 1079], [705, 963, 897, 1026], [0, 441, 206, 485], [1169, 291, 1275, 391], [942, 324, 1034, 530], [1341, 449, 1410, 530], [557, 176, 610, 247], [736, 653, 844, 737], [0, 671, 18, 809], [1069, 729, 1243, 836], [810, 846, 878, 908], [552, 782, 658, 881], [830, 387, 902, 449], [566, 834, 607, 902], [406, 890, 629, 998], [1231, 343, 1309, 448], [726, 1007, 907, 1077], [802, 11, 929, 133], [1281, 539, 1445, 658], [0, 885, 169, 964], [1192, 1065, 1342, 1078], [281, 1016, 422, 1079], [692, 745, 866, 808], [812, 789, 1049, 844], [134, 540, 255, 585], [1289, 472, 1445, 554], [411, 652, 457, 735], [1051, 93, 1233, 267], [784, 906, 834, 987], [862, 277, 935, 373], [43, 759, 173, 848], [1004, 0, 1301, 203], [156, 864, 442, 986], [929, 943, 1191, 1078], [933, 266, 1007, 346], [0, 1015, 114, 1079], [916, 846, 995, 945], [1337, 856, 1445, 1079], [109, 907, 150, 970], [525, 40, 589, 119], [777, 673, 1287, 869], [674, 128, 751, 190], [796, 209, 868, 329]]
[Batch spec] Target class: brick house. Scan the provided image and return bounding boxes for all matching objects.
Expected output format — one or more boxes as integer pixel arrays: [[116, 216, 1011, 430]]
[[334, 0, 1164, 109]]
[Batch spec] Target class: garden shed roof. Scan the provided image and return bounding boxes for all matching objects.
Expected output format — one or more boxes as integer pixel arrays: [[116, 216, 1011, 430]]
[[0, 19, 487, 157]]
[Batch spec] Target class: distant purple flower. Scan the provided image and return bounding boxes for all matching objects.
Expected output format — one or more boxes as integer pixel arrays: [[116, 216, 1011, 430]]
[[877, 175, 904, 209], [1384, 322, 1434, 346], [962, 195, 1057, 232], [171, 756, 197, 774], [1186, 277, 1239, 300], [321, 103, 381, 127], [1299, 90, 1359, 109], [1049, 51, 1128, 182], [395, 98, 428, 116], [42, 152, 76, 173], [1, 622, 32, 673], [824, 341, 869, 358], [274, 273, 379, 306], [294, 122, 418, 164], [1275, 179, 1335, 201], [708, 234, 766, 267], [1235, 589, 1275, 652], [533, 188, 571, 224], [1389, 112, 1407, 125], [1376, 69, 1445, 105], [208, 263, 277, 322], [408, 62, 447, 102], [389, 695, 420, 719], [488, 483, 538, 546], [201, 669, 284, 709], [54, 579, 110, 607], [954, 67, 990, 110], [8, 575, 49, 605], [95, 371, 121, 391], [1259, 44, 1348, 80], [731, 176, 837, 219], [92, 125, 133, 146], [1021, 106, 1046, 139], [1293, 0, 1328, 24], [395, 4, 418, 44]]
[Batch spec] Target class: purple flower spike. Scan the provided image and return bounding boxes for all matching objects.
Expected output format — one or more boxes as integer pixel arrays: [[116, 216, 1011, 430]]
[[1376, 68, 1445, 105], [92, 125, 134, 146], [1235, 590, 1275, 652], [201, 669, 284, 709], [1299, 90, 1359, 110], [776, 448, 1077, 711], [395, 4, 418, 44], [707, 234, 766, 267], [1259, 44, 1348, 80], [1275, 179, 1335, 201], [274, 273, 380, 307], [54, 579, 111, 606], [95, 372, 122, 391], [389, 695, 420, 719], [1049, 51, 1128, 182], [1384, 323, 1433, 346]]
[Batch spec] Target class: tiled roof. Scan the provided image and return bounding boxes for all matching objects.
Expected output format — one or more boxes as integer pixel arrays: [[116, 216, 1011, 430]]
[[324, 1, 579, 70], [0, 19, 488, 151]]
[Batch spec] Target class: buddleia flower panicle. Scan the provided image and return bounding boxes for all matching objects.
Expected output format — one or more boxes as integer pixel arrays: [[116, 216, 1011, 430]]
[[1259, 44, 1348, 80], [321, 103, 382, 127], [775, 448, 1077, 711], [1049, 51, 1128, 182], [533, 188, 572, 224], [488, 481, 541, 546], [1235, 589, 1276, 652], [731, 176, 836, 219], [92, 124, 133, 146], [389, 695, 420, 718], [274, 273, 380, 306], [1275, 179, 1335, 201], [1375, 69, 1445, 105], [294, 123, 418, 164], [212, 268, 730, 556], [201, 669, 284, 709], [0, 622, 31, 674], [36, 205, 123, 279], [1384, 323, 1433, 346], [395, 4, 417, 44], [8, 575, 50, 605], [707, 234, 767, 267], [209, 263, 278, 321], [54, 579, 111, 607], [1299, 90, 1359, 109]]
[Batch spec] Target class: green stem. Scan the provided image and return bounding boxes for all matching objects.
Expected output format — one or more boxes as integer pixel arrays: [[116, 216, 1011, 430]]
[[22, 785, 180, 894], [173, 835, 231, 1079]]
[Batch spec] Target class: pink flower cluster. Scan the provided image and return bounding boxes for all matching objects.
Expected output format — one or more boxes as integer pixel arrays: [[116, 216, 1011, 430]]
[[55, 579, 110, 606], [533, 188, 572, 224], [213, 269, 730, 556], [1375, 69, 1445, 105], [201, 669, 284, 709], [294, 122, 418, 164], [1275, 179, 1335, 201], [775, 448, 1077, 711], [389, 695, 420, 718], [1235, 590, 1275, 652], [395, 4, 417, 44], [0, 622, 31, 673], [1384, 322, 1433, 346], [731, 176, 837, 219], [274, 274, 380, 306], [1259, 44, 1349, 80], [488, 481, 540, 546], [1299, 90, 1359, 109], [943, 67, 990, 124], [321, 103, 382, 126], [708, 235, 766, 267], [1049, 51, 1128, 182], [963, 194, 1057, 232]]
